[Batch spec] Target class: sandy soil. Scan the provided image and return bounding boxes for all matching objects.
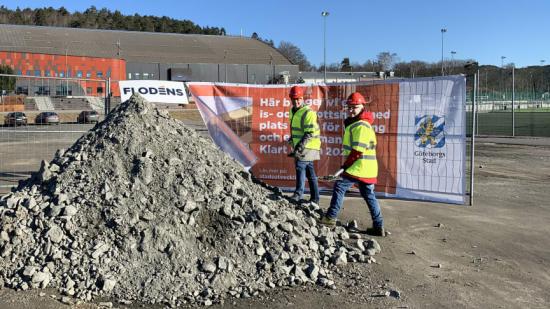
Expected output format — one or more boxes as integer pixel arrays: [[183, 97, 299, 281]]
[[1, 139, 549, 309]]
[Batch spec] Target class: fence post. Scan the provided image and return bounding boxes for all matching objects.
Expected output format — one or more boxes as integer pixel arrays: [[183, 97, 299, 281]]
[[512, 66, 515, 137], [470, 72, 477, 206], [476, 69, 480, 135], [104, 78, 111, 116]]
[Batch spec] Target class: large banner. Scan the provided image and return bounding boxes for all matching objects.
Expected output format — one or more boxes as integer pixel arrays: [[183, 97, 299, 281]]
[[188, 76, 465, 204]]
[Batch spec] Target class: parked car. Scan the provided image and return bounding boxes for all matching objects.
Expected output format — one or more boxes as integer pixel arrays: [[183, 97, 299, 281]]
[[77, 110, 99, 123], [4, 112, 28, 126], [35, 112, 60, 125]]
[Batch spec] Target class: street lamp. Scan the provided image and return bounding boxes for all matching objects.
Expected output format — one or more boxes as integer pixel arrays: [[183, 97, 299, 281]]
[[500, 56, 506, 100], [440, 28, 447, 76], [541, 60, 546, 97], [322, 11, 329, 83]]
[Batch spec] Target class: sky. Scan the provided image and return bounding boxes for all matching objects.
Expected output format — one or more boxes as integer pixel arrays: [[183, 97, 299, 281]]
[[2, 0, 550, 68]]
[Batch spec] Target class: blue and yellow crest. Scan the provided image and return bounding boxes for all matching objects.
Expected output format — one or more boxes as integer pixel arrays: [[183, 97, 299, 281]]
[[415, 115, 445, 148]]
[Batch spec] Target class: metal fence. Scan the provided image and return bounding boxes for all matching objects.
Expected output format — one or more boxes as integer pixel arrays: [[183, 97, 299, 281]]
[[0, 73, 112, 115], [465, 79, 550, 137], [0, 74, 113, 193]]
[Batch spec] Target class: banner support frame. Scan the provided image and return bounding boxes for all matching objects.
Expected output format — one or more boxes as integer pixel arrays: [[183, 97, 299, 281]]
[[469, 73, 477, 206]]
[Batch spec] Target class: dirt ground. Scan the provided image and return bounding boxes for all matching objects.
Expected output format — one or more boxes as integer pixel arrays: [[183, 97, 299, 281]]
[[1, 135, 549, 308]]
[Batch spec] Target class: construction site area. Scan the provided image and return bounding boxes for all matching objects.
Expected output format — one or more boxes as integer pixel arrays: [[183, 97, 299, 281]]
[[0, 95, 548, 309], [0, 13, 549, 309]]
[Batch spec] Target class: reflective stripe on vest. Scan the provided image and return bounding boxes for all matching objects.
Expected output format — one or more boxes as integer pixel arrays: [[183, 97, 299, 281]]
[[342, 120, 378, 179], [289, 106, 321, 150]]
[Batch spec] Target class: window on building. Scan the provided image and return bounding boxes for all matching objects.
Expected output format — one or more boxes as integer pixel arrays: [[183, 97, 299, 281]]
[[97, 71, 103, 78], [16, 86, 28, 95], [97, 87, 104, 94], [106, 70, 111, 78], [143, 73, 150, 79], [77, 71, 83, 78], [150, 73, 155, 79], [45, 71, 51, 77], [86, 87, 92, 95], [59, 72, 64, 78], [16, 70, 22, 75], [134, 73, 141, 80], [128, 73, 132, 80], [86, 71, 91, 78], [26, 70, 31, 76]]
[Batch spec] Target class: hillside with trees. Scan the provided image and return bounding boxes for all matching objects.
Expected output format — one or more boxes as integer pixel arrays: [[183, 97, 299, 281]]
[[0, 6, 225, 35], [324, 52, 550, 100]]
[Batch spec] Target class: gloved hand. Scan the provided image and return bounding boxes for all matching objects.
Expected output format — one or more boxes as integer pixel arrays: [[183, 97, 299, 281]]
[[295, 143, 305, 154]]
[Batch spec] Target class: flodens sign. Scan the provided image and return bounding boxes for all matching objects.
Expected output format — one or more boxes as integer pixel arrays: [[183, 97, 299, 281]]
[[119, 80, 188, 104]]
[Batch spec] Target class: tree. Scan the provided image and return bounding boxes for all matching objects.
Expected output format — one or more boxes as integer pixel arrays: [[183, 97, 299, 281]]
[[0, 5, 226, 35], [251, 32, 274, 47], [277, 41, 311, 71], [376, 52, 399, 71], [0, 65, 16, 93], [341, 57, 351, 72]]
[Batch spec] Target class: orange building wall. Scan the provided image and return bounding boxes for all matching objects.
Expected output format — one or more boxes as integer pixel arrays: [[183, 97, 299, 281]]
[[0, 51, 126, 96]]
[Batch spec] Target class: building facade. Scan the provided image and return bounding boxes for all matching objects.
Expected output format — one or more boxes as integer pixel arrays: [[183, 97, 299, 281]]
[[0, 24, 297, 98]]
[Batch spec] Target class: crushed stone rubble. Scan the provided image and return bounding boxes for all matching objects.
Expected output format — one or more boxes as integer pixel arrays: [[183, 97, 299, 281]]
[[0, 94, 381, 306]]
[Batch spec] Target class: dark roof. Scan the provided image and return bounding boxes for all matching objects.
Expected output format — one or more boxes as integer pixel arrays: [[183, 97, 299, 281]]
[[0, 24, 292, 65]]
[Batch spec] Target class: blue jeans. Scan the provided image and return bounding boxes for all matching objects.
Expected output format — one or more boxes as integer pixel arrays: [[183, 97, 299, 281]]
[[326, 175, 383, 228], [294, 160, 320, 203]]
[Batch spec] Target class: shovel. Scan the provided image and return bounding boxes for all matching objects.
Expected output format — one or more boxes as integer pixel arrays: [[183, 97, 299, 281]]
[[318, 168, 344, 181]]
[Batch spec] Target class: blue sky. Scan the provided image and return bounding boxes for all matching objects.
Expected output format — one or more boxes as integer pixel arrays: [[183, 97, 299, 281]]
[[2, 0, 549, 68]]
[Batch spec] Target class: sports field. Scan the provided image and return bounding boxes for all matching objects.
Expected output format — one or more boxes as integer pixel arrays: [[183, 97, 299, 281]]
[[466, 111, 550, 136]]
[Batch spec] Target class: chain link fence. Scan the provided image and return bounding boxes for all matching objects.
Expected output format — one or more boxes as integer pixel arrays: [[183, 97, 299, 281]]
[[0, 74, 111, 193], [465, 77, 550, 137]]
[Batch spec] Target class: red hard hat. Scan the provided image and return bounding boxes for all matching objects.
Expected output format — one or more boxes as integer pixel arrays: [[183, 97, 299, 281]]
[[289, 86, 304, 99], [346, 92, 367, 105]]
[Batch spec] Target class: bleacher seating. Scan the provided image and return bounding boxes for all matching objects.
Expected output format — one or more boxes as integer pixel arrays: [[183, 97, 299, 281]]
[[24, 97, 38, 110], [50, 97, 90, 110], [27, 97, 55, 111], [86, 96, 105, 111]]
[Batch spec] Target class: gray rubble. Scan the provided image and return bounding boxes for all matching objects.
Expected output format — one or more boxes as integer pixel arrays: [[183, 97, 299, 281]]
[[0, 94, 381, 306]]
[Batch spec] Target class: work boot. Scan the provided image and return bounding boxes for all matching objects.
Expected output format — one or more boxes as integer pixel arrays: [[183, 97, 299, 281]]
[[289, 194, 301, 204], [308, 200, 320, 210], [366, 226, 386, 237], [319, 216, 336, 227]]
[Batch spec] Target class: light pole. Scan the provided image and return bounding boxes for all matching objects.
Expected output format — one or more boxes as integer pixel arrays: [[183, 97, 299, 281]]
[[541, 60, 546, 98], [501, 56, 506, 100], [512, 63, 515, 136], [440, 28, 447, 76], [322, 11, 329, 83]]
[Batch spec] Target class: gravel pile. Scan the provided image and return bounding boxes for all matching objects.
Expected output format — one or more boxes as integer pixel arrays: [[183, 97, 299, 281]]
[[0, 94, 381, 306]]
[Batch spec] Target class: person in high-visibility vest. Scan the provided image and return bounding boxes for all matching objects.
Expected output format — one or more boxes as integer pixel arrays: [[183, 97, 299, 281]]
[[287, 86, 321, 206], [320, 92, 385, 237]]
